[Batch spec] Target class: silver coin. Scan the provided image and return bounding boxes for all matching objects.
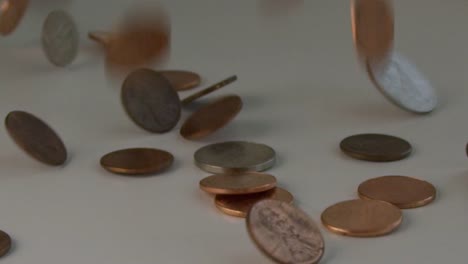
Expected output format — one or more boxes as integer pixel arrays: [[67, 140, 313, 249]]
[[366, 52, 437, 114], [194, 141, 276, 174], [41, 10, 79, 67]]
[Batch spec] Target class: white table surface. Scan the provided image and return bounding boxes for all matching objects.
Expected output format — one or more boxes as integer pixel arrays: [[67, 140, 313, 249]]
[[0, 0, 467, 263]]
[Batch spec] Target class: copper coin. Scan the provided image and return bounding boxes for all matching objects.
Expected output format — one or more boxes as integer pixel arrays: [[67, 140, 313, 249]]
[[358, 175, 436, 209], [88, 30, 113, 47], [215, 187, 293, 218], [100, 148, 173, 175], [321, 199, 402, 237], [0, 230, 11, 257], [340, 133, 412, 162], [159, 70, 201, 91], [5, 111, 67, 166], [0, 0, 29, 36], [180, 95, 242, 140], [121, 68, 181, 133], [181, 75, 237, 106], [199, 172, 276, 195], [247, 200, 324, 264]]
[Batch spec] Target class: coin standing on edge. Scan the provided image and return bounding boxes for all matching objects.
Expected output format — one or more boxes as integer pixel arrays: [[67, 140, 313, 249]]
[[0, 230, 11, 257], [181, 75, 237, 106], [0, 0, 29, 35], [159, 70, 201, 91], [247, 200, 325, 264], [199, 172, 277, 195]]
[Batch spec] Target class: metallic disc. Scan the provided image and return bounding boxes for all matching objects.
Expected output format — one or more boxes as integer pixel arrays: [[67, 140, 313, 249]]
[[358, 175, 436, 209], [181, 75, 237, 106], [0, 0, 28, 35], [194, 141, 276, 174], [121, 68, 181, 133], [180, 95, 242, 140], [199, 172, 277, 195], [159, 70, 201, 91], [5, 111, 67, 166], [247, 200, 325, 264], [340, 133, 412, 162], [88, 30, 113, 47], [321, 199, 402, 237], [0, 230, 11, 258], [41, 10, 79, 67]]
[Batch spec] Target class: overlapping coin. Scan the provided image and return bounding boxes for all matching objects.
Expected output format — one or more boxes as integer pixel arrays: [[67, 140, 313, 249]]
[[199, 172, 277, 195]]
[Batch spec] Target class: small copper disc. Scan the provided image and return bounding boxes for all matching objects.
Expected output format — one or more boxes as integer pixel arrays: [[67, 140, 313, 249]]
[[5, 111, 67, 166], [0, 230, 11, 257], [159, 70, 201, 91], [321, 199, 402, 237], [100, 148, 173, 175], [199, 172, 277, 195], [358, 175, 436, 209], [180, 95, 242, 140], [181, 75, 237, 106], [0, 0, 29, 36]]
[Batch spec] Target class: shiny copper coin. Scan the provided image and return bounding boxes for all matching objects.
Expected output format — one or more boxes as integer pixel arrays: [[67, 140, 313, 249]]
[[199, 172, 276, 195], [321, 199, 402, 237], [181, 75, 237, 106], [100, 148, 173, 175], [0, 230, 11, 257], [247, 200, 325, 264], [0, 0, 29, 35], [358, 175, 436, 209], [180, 95, 242, 140], [5, 111, 67, 166], [159, 70, 201, 91]]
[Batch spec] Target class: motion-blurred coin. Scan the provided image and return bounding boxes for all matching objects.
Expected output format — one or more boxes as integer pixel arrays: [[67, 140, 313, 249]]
[[0, 230, 11, 257], [358, 175, 436, 209], [5, 111, 67, 166], [194, 141, 276, 174], [181, 75, 237, 106], [100, 148, 173, 175], [199, 172, 276, 195], [247, 200, 324, 264], [159, 70, 201, 91], [88, 30, 113, 46], [0, 0, 28, 35], [121, 68, 181, 133], [340, 133, 412, 162], [180, 95, 242, 140], [41, 10, 79, 67], [321, 199, 402, 237]]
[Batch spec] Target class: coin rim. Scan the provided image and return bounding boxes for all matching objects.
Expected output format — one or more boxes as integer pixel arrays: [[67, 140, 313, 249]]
[[158, 70, 201, 91], [199, 172, 277, 195]]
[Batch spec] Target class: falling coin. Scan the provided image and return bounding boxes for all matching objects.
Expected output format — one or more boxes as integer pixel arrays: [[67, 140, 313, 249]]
[[159, 70, 201, 91], [5, 111, 67, 166], [100, 148, 174, 175], [180, 95, 242, 140], [194, 141, 276, 174], [199, 172, 277, 195], [340, 133, 412, 162], [0, 230, 11, 257], [247, 200, 324, 264], [181, 75, 237, 106], [88, 30, 113, 47], [0, 0, 29, 35]]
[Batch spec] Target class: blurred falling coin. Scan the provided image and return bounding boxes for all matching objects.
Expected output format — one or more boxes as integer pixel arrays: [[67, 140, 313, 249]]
[[159, 70, 201, 91], [88, 30, 113, 47], [199, 172, 276, 195], [100, 148, 173, 175], [0, 0, 29, 35], [0, 230, 11, 257], [181, 75, 237, 106]]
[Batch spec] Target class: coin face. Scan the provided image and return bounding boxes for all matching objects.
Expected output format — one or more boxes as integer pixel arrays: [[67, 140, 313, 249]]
[[247, 200, 324, 264], [194, 141, 276, 174], [181, 75, 237, 106], [0, 0, 29, 35], [159, 70, 201, 91], [100, 148, 174, 175], [0, 230, 11, 257], [41, 10, 79, 67], [340, 133, 412, 162], [5, 111, 67, 166], [199, 172, 277, 195], [180, 95, 242, 140], [121, 68, 181, 133]]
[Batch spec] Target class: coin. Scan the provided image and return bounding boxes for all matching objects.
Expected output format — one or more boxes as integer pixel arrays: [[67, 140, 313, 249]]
[[0, 0, 29, 35], [181, 75, 237, 106], [100, 148, 174, 175], [5, 111, 67, 166], [121, 68, 181, 133], [340, 133, 412, 162], [88, 30, 113, 47], [199, 172, 276, 195], [247, 200, 324, 264], [41, 10, 79, 67], [0, 230, 11, 257], [194, 141, 276, 174], [321, 199, 402, 237], [159, 70, 201, 91], [215, 187, 293, 218], [180, 95, 242, 140]]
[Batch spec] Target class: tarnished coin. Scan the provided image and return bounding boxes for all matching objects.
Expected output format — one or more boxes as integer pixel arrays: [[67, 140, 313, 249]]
[[0, 0, 28, 35], [180, 95, 242, 140], [121, 68, 181, 133], [159, 70, 201, 91], [100, 148, 173, 175], [247, 200, 325, 264], [5, 111, 67, 166], [340, 133, 412, 162], [0, 230, 11, 257], [199, 172, 277, 195], [194, 141, 276, 174], [358, 175, 436, 209], [321, 199, 402, 237], [41, 10, 79, 67], [181, 75, 237, 106]]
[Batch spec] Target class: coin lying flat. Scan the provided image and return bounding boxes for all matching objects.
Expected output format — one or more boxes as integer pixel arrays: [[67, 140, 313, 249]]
[[194, 141, 276, 174], [100, 148, 173, 175], [0, 230, 11, 257], [0, 0, 29, 35], [199, 172, 276, 195], [340, 133, 412, 162], [5, 111, 67, 166], [159, 70, 201, 91], [181, 75, 237, 106], [247, 200, 324, 264], [121, 68, 181, 133]]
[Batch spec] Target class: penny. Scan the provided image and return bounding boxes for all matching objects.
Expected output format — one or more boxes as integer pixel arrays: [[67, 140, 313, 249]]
[[121, 68, 181, 133], [0, 230, 11, 257], [180, 95, 242, 140], [5, 111, 67, 166], [340, 133, 412, 162], [247, 200, 324, 264], [215, 187, 293, 218], [181, 75, 237, 106], [194, 141, 276, 174], [100, 148, 173, 175], [159, 70, 201, 91], [199, 172, 276, 195], [321, 199, 402, 237], [88, 30, 113, 47], [0, 0, 28, 35], [41, 10, 79, 67]]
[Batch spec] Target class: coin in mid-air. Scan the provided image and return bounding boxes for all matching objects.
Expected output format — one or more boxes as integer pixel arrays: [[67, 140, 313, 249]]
[[0, 0, 29, 35], [199, 172, 277, 195], [5, 111, 67, 166], [0, 230, 11, 257], [247, 200, 325, 264], [159, 70, 201, 91], [88, 30, 113, 46], [181, 75, 237, 106]]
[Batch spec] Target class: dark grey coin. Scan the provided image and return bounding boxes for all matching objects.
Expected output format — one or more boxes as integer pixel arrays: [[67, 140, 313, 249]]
[[122, 68, 181, 133]]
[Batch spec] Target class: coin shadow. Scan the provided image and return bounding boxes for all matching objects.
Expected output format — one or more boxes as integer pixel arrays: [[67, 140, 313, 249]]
[[344, 101, 419, 121], [0, 154, 59, 177]]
